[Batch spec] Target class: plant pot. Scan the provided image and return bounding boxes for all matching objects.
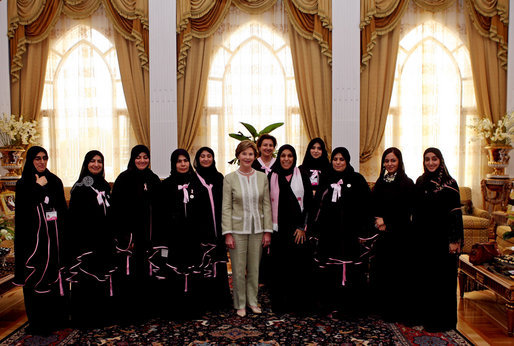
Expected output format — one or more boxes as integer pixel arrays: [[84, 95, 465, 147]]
[[0, 147, 26, 179], [485, 145, 512, 178]]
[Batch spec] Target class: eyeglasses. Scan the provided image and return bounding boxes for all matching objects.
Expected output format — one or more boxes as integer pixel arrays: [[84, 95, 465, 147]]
[[34, 156, 48, 161]]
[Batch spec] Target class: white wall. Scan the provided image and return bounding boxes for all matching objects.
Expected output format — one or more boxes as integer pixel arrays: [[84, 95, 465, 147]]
[[0, 0, 10, 115], [332, 0, 360, 170], [149, 0, 177, 178]]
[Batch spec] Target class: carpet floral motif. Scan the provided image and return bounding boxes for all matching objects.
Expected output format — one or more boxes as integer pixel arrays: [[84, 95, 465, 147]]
[[1, 289, 472, 345]]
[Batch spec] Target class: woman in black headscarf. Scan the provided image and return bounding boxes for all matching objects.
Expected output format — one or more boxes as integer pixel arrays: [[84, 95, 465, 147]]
[[14, 146, 68, 334], [66, 150, 115, 327], [111, 144, 161, 322], [299, 138, 330, 196], [268, 144, 314, 314], [371, 147, 414, 321], [311, 147, 373, 318], [192, 147, 231, 311], [414, 147, 463, 332], [158, 148, 216, 319]]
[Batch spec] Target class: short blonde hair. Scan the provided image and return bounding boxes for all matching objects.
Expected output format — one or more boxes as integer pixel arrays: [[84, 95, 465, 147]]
[[235, 140, 258, 158]]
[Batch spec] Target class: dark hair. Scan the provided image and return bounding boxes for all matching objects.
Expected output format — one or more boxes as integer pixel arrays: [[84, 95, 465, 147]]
[[271, 144, 297, 175], [170, 148, 191, 174], [378, 147, 406, 180], [256, 134, 277, 152], [128, 145, 150, 171], [301, 137, 329, 169], [193, 147, 216, 170], [21, 146, 49, 180], [78, 150, 105, 179], [421, 147, 455, 185]]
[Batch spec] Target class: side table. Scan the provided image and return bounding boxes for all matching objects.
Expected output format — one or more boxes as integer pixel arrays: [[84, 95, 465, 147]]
[[458, 254, 514, 336]]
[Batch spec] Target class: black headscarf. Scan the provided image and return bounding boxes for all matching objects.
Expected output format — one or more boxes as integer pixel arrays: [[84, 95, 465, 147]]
[[419, 147, 455, 187], [193, 147, 219, 180], [301, 138, 329, 170], [72, 150, 110, 192], [272, 144, 297, 176], [170, 148, 193, 185], [377, 147, 407, 182], [21, 146, 49, 181], [328, 147, 355, 182], [127, 145, 151, 171]]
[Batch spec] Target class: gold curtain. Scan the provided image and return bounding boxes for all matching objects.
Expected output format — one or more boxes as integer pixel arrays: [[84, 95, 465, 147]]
[[176, 0, 332, 151], [8, 0, 149, 145], [359, 0, 408, 162], [465, 0, 508, 123], [359, 0, 509, 162]]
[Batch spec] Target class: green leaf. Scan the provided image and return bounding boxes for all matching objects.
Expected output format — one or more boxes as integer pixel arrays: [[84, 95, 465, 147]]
[[259, 122, 284, 135], [240, 122, 259, 137], [503, 231, 514, 240], [229, 133, 251, 141]]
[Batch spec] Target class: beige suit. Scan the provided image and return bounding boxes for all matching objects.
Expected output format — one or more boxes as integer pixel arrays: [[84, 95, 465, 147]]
[[222, 170, 272, 309]]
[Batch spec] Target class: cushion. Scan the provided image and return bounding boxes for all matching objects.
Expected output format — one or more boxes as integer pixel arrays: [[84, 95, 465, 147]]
[[462, 215, 490, 229]]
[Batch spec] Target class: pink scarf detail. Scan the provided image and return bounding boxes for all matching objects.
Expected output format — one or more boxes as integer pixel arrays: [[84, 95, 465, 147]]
[[331, 179, 343, 202], [196, 172, 217, 237], [257, 157, 276, 175], [270, 167, 304, 231]]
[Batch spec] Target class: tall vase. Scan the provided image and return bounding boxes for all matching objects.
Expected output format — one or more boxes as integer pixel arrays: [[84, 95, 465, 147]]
[[485, 145, 512, 178], [0, 146, 26, 181]]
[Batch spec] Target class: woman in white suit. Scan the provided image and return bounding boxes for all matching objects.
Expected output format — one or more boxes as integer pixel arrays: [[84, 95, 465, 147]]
[[222, 140, 272, 317]]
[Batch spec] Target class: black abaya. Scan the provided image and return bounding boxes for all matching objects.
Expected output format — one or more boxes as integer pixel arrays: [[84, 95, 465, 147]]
[[67, 173, 115, 327], [14, 148, 68, 334]]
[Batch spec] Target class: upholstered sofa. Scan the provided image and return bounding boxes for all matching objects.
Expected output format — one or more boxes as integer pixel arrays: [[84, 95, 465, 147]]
[[460, 186, 491, 253]]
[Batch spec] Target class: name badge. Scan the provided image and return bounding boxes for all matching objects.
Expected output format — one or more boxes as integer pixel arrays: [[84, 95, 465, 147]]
[[45, 211, 58, 221], [161, 249, 168, 258]]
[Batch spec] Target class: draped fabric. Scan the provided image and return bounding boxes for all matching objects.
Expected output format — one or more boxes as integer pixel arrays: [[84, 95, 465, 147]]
[[359, 0, 508, 163], [176, 0, 332, 152], [8, 0, 149, 146], [465, 0, 508, 124]]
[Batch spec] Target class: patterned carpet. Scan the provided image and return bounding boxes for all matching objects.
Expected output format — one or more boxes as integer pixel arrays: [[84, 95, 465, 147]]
[[1, 289, 472, 345]]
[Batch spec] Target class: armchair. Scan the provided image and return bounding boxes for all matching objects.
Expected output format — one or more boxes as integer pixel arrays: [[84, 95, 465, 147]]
[[460, 186, 492, 253]]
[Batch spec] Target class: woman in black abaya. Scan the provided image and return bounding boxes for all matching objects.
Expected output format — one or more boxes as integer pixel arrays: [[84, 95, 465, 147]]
[[158, 149, 216, 319], [371, 147, 414, 321], [193, 147, 231, 311], [67, 150, 115, 327], [299, 138, 330, 196], [414, 148, 463, 332], [111, 145, 161, 322], [14, 146, 68, 334], [268, 145, 314, 314], [311, 147, 373, 318]]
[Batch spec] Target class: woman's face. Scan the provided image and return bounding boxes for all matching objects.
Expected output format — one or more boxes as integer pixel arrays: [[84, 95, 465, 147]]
[[88, 155, 103, 175], [135, 152, 150, 170], [33, 151, 48, 173], [176, 155, 190, 173], [198, 150, 213, 168], [310, 142, 323, 159], [383, 152, 399, 174], [280, 149, 294, 171], [332, 153, 347, 172], [238, 147, 255, 170], [259, 139, 275, 159], [424, 152, 440, 173]]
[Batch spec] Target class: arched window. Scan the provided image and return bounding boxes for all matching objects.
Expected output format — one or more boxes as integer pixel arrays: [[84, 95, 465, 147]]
[[40, 8, 135, 186], [384, 15, 480, 192], [194, 3, 307, 174]]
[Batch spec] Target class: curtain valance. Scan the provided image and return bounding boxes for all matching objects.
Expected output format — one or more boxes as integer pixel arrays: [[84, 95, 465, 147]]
[[465, 0, 508, 70], [8, 0, 149, 82], [177, 0, 331, 79]]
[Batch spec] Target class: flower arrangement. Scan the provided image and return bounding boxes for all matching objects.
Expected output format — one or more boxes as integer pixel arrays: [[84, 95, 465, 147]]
[[469, 111, 514, 146], [0, 113, 39, 147], [0, 217, 14, 242]]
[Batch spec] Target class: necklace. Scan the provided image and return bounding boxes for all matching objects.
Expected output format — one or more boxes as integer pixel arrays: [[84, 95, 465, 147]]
[[238, 168, 254, 176]]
